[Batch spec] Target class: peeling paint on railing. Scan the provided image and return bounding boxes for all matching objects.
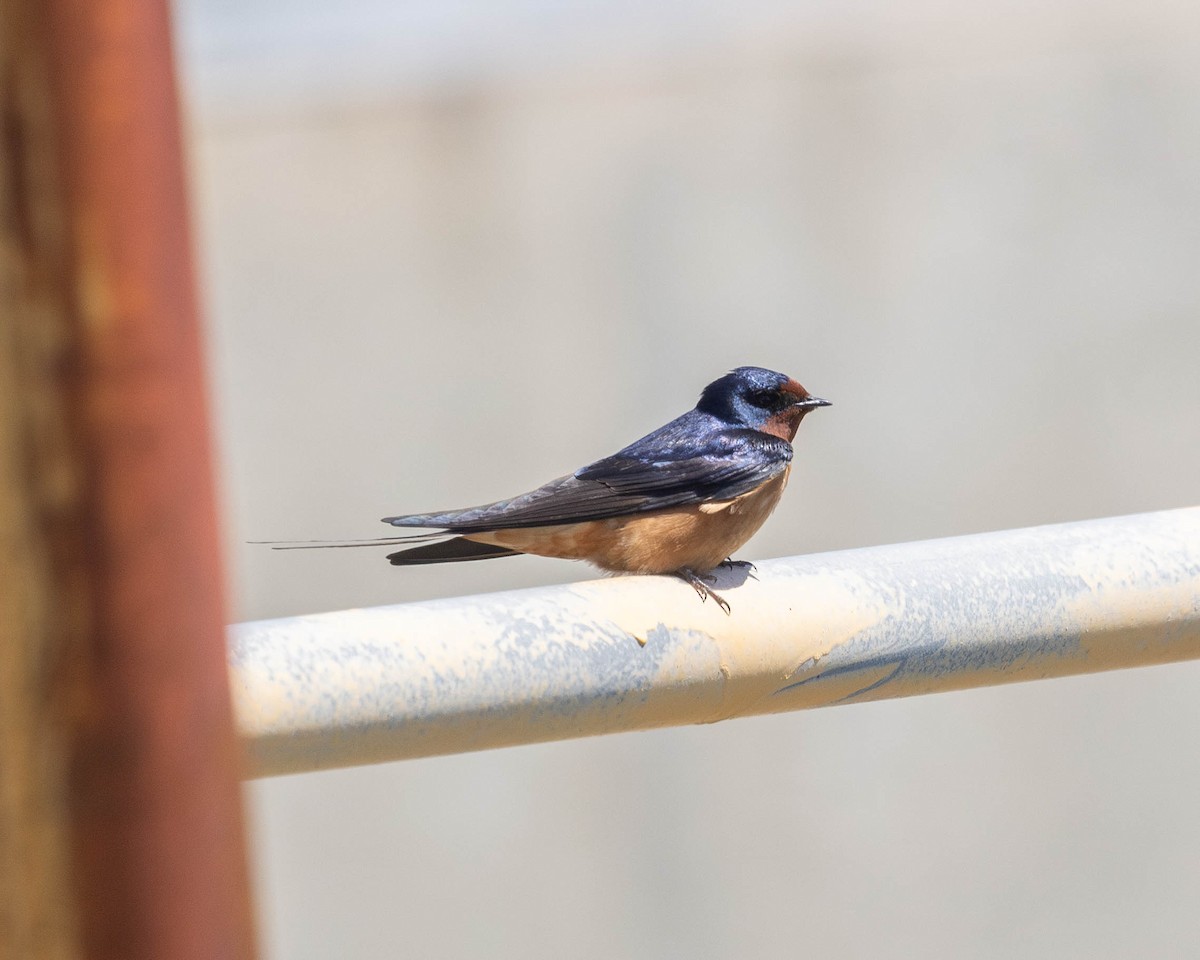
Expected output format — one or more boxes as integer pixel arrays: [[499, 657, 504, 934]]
[[231, 508, 1200, 777]]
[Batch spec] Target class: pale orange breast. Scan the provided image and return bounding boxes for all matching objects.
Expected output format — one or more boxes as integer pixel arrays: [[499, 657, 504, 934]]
[[466, 468, 791, 574]]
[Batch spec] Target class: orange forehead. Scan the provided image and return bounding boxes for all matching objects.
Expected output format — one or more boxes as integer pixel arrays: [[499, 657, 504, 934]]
[[781, 378, 810, 399]]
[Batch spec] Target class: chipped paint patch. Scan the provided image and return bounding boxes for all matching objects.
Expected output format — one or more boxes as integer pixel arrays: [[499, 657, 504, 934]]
[[231, 508, 1200, 776]]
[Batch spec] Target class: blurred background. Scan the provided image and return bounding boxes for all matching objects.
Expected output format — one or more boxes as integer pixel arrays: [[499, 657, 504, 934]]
[[174, 1, 1200, 957]]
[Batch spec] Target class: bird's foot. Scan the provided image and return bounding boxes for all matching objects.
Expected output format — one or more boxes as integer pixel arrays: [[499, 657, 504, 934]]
[[676, 568, 732, 615], [720, 557, 758, 580]]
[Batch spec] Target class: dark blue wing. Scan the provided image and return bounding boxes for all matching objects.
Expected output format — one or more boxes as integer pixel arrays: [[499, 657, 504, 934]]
[[383, 425, 792, 533]]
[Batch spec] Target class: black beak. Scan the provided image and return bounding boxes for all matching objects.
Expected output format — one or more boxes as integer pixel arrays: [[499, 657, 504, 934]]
[[796, 396, 832, 410]]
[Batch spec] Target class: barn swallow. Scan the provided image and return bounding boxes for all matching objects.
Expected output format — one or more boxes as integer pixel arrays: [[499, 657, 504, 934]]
[[274, 366, 829, 613]]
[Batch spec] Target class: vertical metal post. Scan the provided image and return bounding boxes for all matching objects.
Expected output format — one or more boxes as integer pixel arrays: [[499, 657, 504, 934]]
[[2, 4, 88, 957], [2, 0, 257, 958]]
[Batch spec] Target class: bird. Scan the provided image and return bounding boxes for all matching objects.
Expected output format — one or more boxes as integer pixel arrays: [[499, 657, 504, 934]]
[[272, 366, 829, 613]]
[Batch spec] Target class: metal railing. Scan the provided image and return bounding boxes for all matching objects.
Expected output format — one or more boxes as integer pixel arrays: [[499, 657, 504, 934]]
[[231, 506, 1200, 777]]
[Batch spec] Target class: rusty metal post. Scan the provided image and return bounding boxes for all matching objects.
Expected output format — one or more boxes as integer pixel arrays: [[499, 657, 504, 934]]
[[2, 0, 257, 958], [2, 3, 80, 956]]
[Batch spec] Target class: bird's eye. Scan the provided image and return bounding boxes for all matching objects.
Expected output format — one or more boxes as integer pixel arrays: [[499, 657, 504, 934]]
[[750, 389, 778, 408]]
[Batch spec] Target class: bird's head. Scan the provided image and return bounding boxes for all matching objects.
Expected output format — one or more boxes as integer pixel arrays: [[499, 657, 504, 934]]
[[696, 366, 831, 441]]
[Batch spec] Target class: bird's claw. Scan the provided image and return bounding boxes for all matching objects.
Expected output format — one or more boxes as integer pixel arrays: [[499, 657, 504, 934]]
[[676, 569, 732, 615], [720, 558, 758, 580]]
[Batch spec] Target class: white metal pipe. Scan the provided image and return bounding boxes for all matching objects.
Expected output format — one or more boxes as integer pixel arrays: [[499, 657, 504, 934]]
[[231, 507, 1200, 777]]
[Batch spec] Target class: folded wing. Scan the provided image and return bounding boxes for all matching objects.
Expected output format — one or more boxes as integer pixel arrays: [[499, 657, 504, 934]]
[[382, 429, 792, 533]]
